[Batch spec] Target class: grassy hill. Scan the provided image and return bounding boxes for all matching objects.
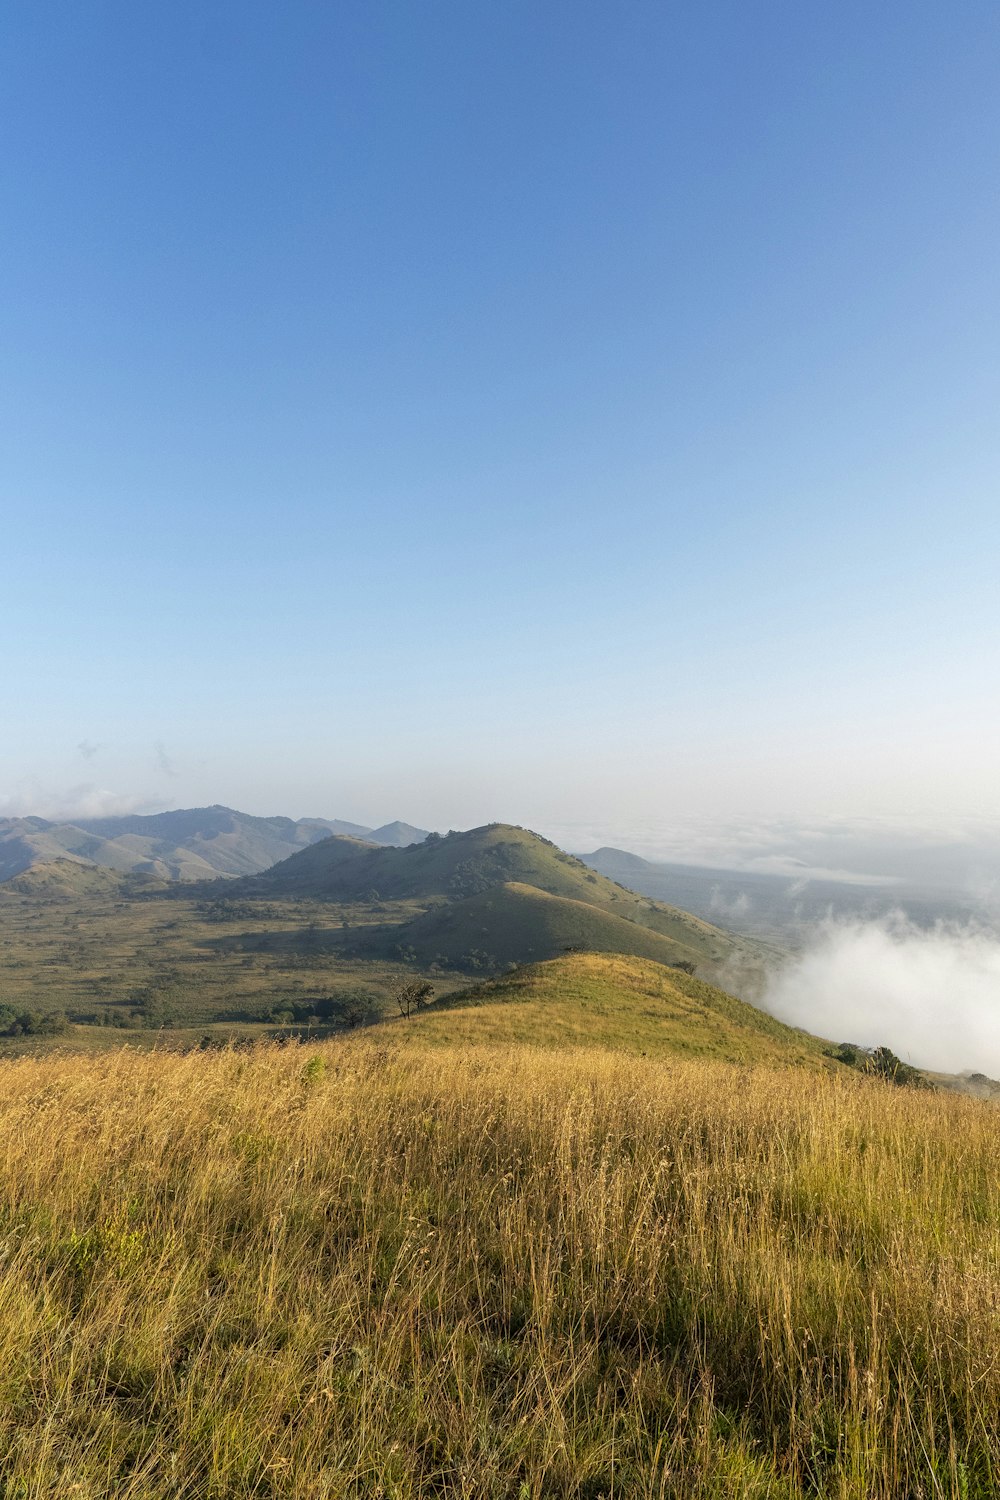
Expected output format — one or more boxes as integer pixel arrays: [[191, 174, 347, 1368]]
[[250, 823, 774, 985], [248, 822, 608, 902], [394, 950, 829, 1067], [2, 859, 153, 898], [239, 832, 383, 894], [369, 883, 712, 972]]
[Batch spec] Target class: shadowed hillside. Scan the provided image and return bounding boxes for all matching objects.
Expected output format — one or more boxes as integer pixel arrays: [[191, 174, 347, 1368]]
[[247, 823, 776, 987], [364, 883, 712, 972]]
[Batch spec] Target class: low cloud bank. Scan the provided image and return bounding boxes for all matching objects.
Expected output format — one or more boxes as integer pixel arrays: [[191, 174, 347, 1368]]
[[558, 813, 1000, 899], [0, 784, 162, 822], [765, 916, 1000, 1077]]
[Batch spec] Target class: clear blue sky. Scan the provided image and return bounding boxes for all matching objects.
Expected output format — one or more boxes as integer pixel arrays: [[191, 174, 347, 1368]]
[[4, 1, 1000, 842]]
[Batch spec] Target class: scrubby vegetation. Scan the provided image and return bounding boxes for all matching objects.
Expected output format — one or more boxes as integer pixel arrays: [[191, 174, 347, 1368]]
[[0, 884, 459, 1049], [0, 1003, 68, 1037], [0, 1038, 994, 1497], [828, 1041, 930, 1088]]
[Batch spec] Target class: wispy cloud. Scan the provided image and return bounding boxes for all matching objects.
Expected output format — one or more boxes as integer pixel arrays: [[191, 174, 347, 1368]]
[[709, 886, 751, 919], [154, 741, 179, 778], [76, 739, 101, 762], [764, 916, 1000, 1076]]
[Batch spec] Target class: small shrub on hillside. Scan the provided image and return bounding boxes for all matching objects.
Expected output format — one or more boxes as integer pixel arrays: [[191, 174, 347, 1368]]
[[830, 1041, 929, 1088], [458, 948, 497, 971]]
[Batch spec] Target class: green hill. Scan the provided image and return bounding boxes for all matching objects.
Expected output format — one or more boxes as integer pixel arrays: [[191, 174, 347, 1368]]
[[248, 823, 772, 983], [0, 859, 154, 898], [392, 950, 829, 1067], [367, 881, 712, 971], [249, 822, 601, 902], [241, 833, 380, 894]]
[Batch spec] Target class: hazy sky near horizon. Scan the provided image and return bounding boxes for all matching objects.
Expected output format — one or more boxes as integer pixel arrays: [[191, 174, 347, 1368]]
[[4, 2, 1000, 848]]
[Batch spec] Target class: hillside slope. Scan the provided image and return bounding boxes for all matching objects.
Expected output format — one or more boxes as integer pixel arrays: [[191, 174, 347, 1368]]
[[368, 882, 712, 971], [249, 823, 601, 902], [1, 859, 150, 898], [252, 823, 775, 986], [0, 1043, 991, 1495], [395, 951, 829, 1067], [251, 824, 737, 944]]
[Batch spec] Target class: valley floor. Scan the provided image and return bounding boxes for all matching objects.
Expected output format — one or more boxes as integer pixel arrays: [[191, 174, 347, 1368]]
[[0, 1039, 994, 1497]]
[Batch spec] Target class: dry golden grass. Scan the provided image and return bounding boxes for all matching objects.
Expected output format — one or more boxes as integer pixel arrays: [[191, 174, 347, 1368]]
[[396, 953, 828, 1069], [0, 1039, 994, 1497]]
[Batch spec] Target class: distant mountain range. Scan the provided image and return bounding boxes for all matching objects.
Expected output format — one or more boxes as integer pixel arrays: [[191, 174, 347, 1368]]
[[0, 806, 430, 884]]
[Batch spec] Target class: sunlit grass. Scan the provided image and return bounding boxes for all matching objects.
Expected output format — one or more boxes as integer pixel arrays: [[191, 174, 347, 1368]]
[[0, 1040, 994, 1496], [398, 952, 828, 1067]]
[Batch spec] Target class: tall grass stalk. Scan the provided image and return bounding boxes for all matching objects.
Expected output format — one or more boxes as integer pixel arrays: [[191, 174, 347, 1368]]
[[0, 1041, 994, 1497]]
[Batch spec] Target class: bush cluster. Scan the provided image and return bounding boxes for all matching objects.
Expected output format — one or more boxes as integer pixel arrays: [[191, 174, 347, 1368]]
[[0, 1005, 69, 1037]]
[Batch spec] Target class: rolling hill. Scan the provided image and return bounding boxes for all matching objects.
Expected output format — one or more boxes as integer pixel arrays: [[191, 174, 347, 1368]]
[[366, 882, 713, 971], [248, 823, 776, 986], [0, 806, 430, 884], [391, 951, 830, 1067], [249, 823, 709, 923], [1, 859, 152, 898]]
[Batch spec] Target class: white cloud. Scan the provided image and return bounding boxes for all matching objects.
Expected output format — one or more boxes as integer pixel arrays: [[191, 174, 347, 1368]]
[[709, 886, 751, 918], [764, 916, 1000, 1077], [554, 812, 1000, 902], [154, 741, 179, 778], [0, 782, 164, 822]]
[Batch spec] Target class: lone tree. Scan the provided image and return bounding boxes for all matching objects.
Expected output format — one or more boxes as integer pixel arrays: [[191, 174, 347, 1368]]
[[394, 980, 434, 1019]]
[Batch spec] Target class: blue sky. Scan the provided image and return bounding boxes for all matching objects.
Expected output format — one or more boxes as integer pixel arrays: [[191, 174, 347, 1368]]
[[4, 1, 1000, 844]]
